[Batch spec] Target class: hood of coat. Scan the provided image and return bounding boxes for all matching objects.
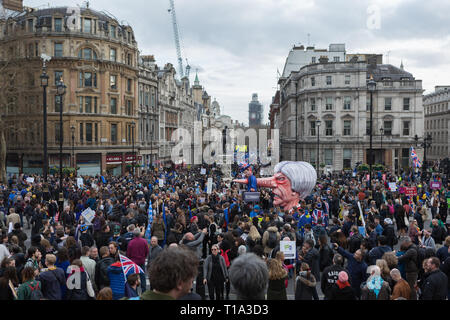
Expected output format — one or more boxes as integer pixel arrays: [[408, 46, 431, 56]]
[[267, 226, 279, 233]]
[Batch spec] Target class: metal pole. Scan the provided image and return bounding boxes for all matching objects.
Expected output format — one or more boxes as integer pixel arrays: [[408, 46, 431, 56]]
[[132, 125, 135, 177], [43, 84, 48, 181], [295, 81, 298, 161], [369, 90, 373, 189], [317, 123, 320, 176], [59, 93, 63, 214]]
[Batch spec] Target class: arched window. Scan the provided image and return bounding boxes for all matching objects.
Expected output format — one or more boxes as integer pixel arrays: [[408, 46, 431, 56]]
[[78, 47, 98, 60]]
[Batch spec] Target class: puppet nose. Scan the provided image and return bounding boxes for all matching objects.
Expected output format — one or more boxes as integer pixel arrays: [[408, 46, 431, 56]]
[[256, 177, 277, 188]]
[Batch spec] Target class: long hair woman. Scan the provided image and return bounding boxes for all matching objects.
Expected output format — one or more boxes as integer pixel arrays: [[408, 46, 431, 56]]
[[266, 258, 287, 300]]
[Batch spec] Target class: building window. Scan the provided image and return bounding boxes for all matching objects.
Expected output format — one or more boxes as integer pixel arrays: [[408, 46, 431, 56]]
[[79, 123, 84, 143], [79, 72, 97, 88], [78, 48, 97, 60], [403, 97, 410, 111], [86, 123, 93, 142], [326, 76, 332, 85], [384, 97, 392, 111], [310, 98, 316, 111], [54, 71, 63, 85], [27, 19, 34, 32], [324, 149, 333, 165], [85, 96, 92, 113], [343, 148, 352, 169], [343, 120, 351, 136], [384, 120, 392, 135], [311, 57, 316, 63], [111, 124, 118, 143], [110, 48, 117, 62], [403, 121, 410, 136], [110, 25, 116, 38], [343, 97, 351, 110], [311, 77, 315, 86], [366, 120, 371, 135], [111, 97, 117, 114], [83, 18, 92, 33], [326, 97, 333, 111], [54, 43, 63, 57], [366, 95, 371, 111], [55, 122, 61, 143], [310, 121, 316, 136], [325, 120, 333, 136], [110, 75, 117, 89], [126, 100, 133, 116], [55, 95, 61, 112], [333, 56, 340, 62], [54, 18, 62, 32], [127, 79, 132, 92], [310, 149, 316, 164], [345, 75, 351, 85]]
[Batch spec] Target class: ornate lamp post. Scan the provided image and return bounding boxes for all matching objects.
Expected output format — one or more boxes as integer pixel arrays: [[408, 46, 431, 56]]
[[56, 78, 66, 214], [367, 75, 377, 189]]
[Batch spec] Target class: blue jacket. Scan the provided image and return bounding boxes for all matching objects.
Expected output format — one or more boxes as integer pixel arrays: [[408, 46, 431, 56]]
[[297, 212, 312, 237], [337, 247, 368, 296], [247, 175, 257, 191], [250, 205, 260, 218], [368, 245, 392, 265], [107, 262, 125, 300]]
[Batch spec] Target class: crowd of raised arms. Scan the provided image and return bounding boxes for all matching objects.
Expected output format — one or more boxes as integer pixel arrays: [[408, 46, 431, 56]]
[[0, 162, 448, 300]]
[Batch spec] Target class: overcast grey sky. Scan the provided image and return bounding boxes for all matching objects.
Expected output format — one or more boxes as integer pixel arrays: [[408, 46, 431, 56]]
[[24, 0, 450, 125]]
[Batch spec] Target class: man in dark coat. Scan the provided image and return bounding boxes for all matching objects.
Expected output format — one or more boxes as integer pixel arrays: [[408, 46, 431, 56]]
[[37, 254, 66, 300], [298, 239, 320, 300], [95, 246, 114, 290], [368, 235, 392, 265], [421, 257, 448, 300], [336, 244, 368, 299], [397, 240, 419, 300], [321, 253, 347, 300]]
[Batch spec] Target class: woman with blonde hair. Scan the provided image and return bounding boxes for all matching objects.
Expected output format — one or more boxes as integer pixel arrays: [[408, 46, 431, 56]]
[[275, 251, 294, 288], [246, 225, 262, 252], [266, 258, 287, 300], [376, 259, 394, 290]]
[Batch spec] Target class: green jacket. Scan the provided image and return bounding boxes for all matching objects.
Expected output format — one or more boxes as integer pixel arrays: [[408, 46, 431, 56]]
[[140, 290, 175, 300], [17, 280, 40, 300]]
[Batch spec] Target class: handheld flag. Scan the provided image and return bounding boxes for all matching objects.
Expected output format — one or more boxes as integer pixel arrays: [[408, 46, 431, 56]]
[[188, 205, 192, 220], [162, 203, 167, 247], [145, 200, 153, 244], [119, 254, 144, 279], [101, 176, 107, 184], [410, 147, 422, 168]]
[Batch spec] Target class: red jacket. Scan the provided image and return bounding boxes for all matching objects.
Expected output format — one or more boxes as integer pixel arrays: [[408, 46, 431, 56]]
[[126, 237, 149, 266]]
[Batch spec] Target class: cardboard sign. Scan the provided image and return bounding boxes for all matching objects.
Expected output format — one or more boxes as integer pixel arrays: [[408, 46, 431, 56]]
[[280, 241, 296, 259], [77, 178, 84, 188], [388, 182, 397, 192], [26, 177, 34, 184], [159, 179, 164, 188], [200, 168, 206, 175], [81, 207, 95, 225], [404, 187, 417, 196], [207, 178, 213, 194]]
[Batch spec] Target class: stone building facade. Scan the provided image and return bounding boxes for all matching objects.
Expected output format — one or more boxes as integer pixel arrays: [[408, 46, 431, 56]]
[[423, 86, 450, 161], [277, 58, 424, 174], [0, 6, 140, 175]]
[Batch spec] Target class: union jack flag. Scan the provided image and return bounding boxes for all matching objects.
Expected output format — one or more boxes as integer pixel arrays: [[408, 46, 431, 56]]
[[119, 254, 144, 277], [410, 147, 422, 168]]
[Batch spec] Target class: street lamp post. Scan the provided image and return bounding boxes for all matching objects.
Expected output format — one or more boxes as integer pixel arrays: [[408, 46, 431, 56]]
[[56, 78, 66, 214], [70, 126, 75, 170], [380, 127, 384, 164], [422, 134, 432, 182], [40, 69, 49, 181], [367, 76, 377, 190], [316, 120, 321, 175], [150, 129, 154, 170], [131, 122, 136, 177]]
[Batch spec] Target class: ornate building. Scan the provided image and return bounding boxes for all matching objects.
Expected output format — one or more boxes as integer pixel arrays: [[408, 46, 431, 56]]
[[0, 6, 140, 175]]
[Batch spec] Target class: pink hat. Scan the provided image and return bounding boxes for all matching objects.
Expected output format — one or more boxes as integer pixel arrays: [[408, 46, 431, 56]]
[[338, 271, 348, 282]]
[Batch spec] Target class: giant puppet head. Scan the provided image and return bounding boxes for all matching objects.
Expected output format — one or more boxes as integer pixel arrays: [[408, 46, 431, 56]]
[[234, 161, 317, 211]]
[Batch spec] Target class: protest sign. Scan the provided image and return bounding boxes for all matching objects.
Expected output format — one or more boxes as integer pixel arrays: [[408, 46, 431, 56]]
[[280, 241, 296, 259], [207, 178, 212, 194], [388, 182, 397, 192], [81, 207, 95, 225]]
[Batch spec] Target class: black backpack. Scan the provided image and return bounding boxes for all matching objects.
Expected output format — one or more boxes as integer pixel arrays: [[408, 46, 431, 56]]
[[267, 230, 278, 249], [28, 282, 43, 300]]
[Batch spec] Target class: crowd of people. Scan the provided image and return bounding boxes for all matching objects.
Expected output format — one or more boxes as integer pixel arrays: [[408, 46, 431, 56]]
[[0, 162, 448, 300]]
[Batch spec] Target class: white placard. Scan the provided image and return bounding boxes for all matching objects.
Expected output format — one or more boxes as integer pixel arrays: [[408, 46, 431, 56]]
[[77, 178, 84, 188], [159, 179, 164, 188], [207, 178, 213, 194], [280, 241, 296, 259], [389, 182, 397, 192], [26, 177, 34, 184], [200, 168, 206, 175], [81, 207, 95, 225]]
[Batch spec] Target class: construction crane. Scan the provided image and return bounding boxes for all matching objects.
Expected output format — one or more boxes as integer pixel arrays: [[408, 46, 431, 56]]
[[168, 0, 190, 79]]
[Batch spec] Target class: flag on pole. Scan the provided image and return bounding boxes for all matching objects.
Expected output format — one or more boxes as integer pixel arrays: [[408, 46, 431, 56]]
[[145, 200, 153, 244], [101, 175, 107, 184], [119, 254, 144, 279], [410, 147, 422, 168]]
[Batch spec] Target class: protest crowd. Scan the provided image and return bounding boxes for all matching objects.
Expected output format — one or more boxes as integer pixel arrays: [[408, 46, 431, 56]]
[[0, 161, 448, 301]]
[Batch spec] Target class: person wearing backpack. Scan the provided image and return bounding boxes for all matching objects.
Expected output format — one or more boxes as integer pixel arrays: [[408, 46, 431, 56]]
[[396, 240, 419, 300], [262, 223, 280, 257], [17, 266, 42, 300]]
